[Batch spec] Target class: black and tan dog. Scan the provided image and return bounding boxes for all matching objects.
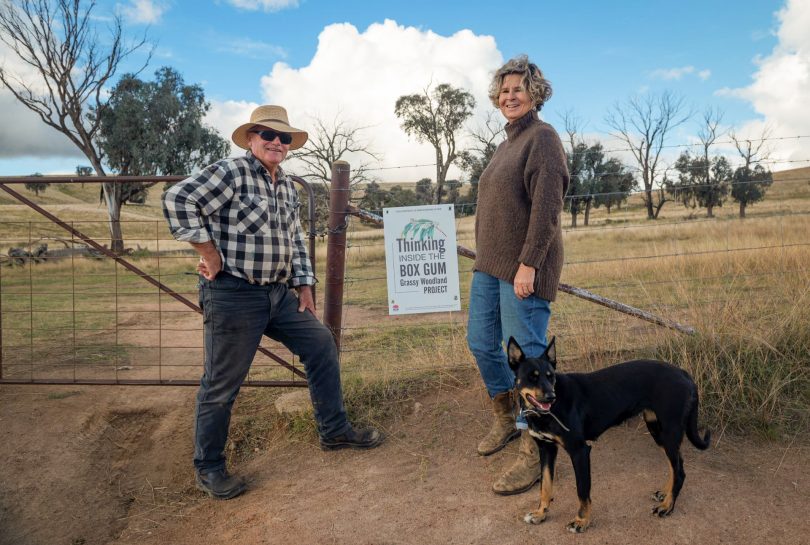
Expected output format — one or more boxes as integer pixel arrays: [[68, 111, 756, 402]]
[[507, 337, 710, 533]]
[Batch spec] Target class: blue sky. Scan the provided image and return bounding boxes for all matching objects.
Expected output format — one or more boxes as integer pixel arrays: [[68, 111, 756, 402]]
[[1, 0, 807, 180]]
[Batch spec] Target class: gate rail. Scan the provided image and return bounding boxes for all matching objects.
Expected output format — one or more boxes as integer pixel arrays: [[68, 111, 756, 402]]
[[0, 174, 319, 387]]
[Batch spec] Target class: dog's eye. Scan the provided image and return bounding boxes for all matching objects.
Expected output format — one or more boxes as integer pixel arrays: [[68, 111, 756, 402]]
[[532, 370, 540, 378], [546, 372, 553, 379]]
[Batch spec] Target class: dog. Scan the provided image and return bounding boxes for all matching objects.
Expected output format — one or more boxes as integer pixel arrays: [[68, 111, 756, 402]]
[[507, 336, 710, 533]]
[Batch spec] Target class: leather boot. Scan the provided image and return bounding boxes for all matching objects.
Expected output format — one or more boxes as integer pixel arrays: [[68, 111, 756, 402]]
[[477, 391, 520, 456], [492, 430, 541, 495]]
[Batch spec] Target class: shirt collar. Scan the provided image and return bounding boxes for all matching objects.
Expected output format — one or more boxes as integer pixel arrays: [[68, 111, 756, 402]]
[[245, 150, 287, 182]]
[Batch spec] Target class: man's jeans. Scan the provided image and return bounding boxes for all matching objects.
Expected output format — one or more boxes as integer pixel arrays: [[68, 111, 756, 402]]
[[194, 272, 350, 473], [466, 271, 551, 398]]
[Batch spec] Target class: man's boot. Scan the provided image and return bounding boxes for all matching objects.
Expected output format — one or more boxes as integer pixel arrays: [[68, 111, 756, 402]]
[[492, 429, 541, 495], [477, 391, 520, 456]]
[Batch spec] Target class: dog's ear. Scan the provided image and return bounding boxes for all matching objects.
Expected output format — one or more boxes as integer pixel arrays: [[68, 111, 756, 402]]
[[506, 337, 524, 370], [543, 336, 557, 369]]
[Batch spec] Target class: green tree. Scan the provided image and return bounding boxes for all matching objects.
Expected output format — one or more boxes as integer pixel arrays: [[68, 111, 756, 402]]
[[668, 152, 732, 217], [24, 173, 49, 196], [0, 0, 150, 253], [593, 159, 636, 214], [732, 164, 773, 219], [395, 83, 475, 204], [415, 178, 434, 204], [358, 181, 388, 215], [564, 141, 590, 227], [97, 66, 230, 208]]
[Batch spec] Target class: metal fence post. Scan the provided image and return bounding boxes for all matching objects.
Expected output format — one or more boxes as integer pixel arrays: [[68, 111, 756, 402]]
[[323, 161, 350, 350]]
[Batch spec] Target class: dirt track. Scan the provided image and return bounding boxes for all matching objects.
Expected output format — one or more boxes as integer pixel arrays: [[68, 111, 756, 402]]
[[1, 378, 807, 545]]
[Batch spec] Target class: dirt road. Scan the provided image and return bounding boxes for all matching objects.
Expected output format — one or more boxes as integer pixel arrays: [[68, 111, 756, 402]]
[[1, 378, 806, 545]]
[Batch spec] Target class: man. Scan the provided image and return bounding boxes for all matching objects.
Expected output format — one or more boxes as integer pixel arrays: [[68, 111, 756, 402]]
[[163, 105, 383, 500]]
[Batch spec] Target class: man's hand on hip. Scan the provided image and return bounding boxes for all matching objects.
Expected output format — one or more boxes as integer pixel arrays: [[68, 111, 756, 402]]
[[191, 241, 223, 281], [297, 285, 317, 316]]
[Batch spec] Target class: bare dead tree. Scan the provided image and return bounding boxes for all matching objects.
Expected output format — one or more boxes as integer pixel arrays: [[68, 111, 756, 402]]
[[729, 125, 774, 218], [288, 114, 380, 187], [0, 0, 150, 253], [456, 110, 503, 202], [697, 106, 725, 185], [605, 91, 691, 219], [730, 125, 773, 170]]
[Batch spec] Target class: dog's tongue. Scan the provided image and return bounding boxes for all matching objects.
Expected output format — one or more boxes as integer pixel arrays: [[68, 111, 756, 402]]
[[528, 394, 552, 412]]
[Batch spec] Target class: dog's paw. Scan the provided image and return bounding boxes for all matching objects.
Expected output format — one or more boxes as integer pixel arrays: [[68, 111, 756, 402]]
[[652, 504, 674, 517], [566, 519, 589, 533], [651, 491, 666, 502], [523, 510, 547, 525]]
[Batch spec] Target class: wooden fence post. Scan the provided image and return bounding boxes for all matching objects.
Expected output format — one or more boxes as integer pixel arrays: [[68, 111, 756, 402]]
[[323, 161, 350, 349]]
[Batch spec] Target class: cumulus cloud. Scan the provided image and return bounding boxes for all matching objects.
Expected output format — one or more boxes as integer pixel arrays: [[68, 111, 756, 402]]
[[0, 44, 84, 161], [207, 19, 503, 182], [719, 0, 810, 164], [120, 0, 166, 24], [650, 65, 711, 81], [226, 0, 300, 12], [0, 92, 83, 160]]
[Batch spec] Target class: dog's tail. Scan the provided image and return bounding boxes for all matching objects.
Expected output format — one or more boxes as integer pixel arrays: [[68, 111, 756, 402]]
[[686, 391, 711, 450]]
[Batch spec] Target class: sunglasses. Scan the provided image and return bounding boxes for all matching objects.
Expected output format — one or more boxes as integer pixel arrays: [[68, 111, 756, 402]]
[[250, 129, 293, 145]]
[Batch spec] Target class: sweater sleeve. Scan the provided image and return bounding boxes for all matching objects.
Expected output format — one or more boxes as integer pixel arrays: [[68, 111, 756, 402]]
[[518, 126, 570, 268]]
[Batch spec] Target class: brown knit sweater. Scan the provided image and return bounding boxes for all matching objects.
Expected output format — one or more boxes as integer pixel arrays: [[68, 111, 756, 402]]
[[474, 110, 570, 302]]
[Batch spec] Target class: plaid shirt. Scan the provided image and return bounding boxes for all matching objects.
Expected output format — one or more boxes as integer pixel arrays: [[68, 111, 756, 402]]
[[162, 152, 315, 287]]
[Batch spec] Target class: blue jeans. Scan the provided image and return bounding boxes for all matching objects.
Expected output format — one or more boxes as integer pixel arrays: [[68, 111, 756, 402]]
[[466, 271, 551, 398], [194, 272, 350, 473]]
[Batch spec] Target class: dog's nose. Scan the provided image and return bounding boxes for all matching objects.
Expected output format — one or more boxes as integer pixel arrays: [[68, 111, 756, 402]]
[[545, 393, 556, 403]]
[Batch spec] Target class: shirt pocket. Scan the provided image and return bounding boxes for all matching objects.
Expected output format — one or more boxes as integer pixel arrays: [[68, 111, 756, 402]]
[[236, 194, 270, 234], [281, 196, 302, 227]]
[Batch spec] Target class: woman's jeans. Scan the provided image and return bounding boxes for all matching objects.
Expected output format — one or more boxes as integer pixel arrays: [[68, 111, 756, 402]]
[[194, 273, 350, 474], [466, 271, 551, 398]]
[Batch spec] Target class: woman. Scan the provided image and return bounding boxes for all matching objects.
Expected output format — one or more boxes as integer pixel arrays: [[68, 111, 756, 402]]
[[467, 55, 569, 495]]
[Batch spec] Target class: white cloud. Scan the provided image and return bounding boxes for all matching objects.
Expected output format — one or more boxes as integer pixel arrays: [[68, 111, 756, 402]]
[[649, 65, 711, 81], [0, 92, 84, 160], [719, 0, 810, 166], [227, 0, 299, 12], [210, 19, 503, 182], [120, 0, 166, 24]]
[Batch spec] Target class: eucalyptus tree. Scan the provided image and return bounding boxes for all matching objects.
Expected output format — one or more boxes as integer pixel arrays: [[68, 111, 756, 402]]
[[395, 83, 475, 204]]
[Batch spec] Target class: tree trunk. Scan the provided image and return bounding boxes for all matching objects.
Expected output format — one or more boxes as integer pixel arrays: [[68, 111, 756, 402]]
[[584, 199, 592, 226], [570, 211, 578, 228], [707, 204, 714, 218], [644, 188, 655, 219], [740, 201, 746, 218]]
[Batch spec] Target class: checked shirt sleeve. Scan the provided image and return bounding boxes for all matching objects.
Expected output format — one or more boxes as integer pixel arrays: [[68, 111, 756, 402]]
[[289, 197, 316, 287], [162, 162, 235, 243]]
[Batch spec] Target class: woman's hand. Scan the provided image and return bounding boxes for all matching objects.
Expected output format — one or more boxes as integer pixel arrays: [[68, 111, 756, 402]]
[[513, 263, 536, 300]]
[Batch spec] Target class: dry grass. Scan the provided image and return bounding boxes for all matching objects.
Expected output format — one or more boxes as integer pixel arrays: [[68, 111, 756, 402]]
[[2, 171, 809, 438]]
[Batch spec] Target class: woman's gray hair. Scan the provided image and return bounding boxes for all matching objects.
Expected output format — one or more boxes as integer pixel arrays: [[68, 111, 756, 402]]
[[488, 55, 553, 111]]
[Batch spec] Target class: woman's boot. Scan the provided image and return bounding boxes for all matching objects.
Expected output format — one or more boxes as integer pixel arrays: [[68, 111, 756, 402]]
[[477, 391, 520, 456], [492, 429, 541, 495]]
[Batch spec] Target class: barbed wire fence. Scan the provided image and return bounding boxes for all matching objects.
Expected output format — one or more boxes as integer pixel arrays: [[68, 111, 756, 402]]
[[0, 149, 808, 387]]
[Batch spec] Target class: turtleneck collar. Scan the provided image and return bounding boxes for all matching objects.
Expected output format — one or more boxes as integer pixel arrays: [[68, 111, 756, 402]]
[[504, 110, 539, 141]]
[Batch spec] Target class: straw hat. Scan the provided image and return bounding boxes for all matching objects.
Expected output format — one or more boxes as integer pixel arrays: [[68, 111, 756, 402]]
[[231, 105, 308, 150]]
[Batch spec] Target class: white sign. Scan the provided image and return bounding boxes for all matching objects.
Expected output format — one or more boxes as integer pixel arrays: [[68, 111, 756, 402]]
[[383, 204, 461, 315]]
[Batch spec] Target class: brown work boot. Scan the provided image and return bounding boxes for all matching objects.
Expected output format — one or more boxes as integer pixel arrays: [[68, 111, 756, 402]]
[[477, 391, 520, 456], [492, 430, 541, 495]]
